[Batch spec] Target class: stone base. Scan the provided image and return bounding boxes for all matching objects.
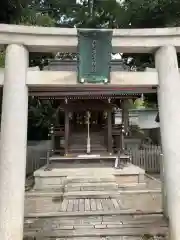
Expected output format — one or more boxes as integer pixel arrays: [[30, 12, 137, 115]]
[[114, 164, 145, 187], [34, 163, 145, 190]]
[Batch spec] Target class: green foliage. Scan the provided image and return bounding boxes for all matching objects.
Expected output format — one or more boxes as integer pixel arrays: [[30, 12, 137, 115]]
[[19, 6, 56, 69], [20, 8, 55, 27], [28, 98, 59, 128], [0, 0, 28, 23], [122, 0, 180, 28], [0, 51, 5, 68], [28, 98, 62, 139], [71, 0, 123, 28]]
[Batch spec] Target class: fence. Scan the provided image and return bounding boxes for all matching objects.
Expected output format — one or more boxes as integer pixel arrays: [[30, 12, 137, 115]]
[[129, 145, 162, 173], [26, 141, 50, 176], [26, 142, 161, 175]]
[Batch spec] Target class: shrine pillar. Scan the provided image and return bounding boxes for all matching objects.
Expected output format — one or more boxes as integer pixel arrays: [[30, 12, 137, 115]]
[[122, 99, 129, 134], [111, 109, 115, 125], [0, 44, 28, 240], [65, 108, 69, 155], [107, 108, 112, 154], [155, 45, 180, 240]]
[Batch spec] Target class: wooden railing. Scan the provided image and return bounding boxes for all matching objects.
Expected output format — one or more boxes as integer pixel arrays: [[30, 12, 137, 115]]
[[128, 145, 162, 173]]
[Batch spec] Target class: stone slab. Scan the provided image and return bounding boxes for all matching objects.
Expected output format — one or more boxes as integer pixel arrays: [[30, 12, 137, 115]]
[[24, 226, 168, 238], [34, 163, 145, 177], [25, 210, 163, 218], [34, 164, 145, 190], [25, 237, 168, 240]]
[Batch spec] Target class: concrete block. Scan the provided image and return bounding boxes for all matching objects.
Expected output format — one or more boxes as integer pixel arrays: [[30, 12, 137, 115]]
[[73, 224, 94, 229], [115, 175, 138, 185], [59, 225, 74, 230], [138, 174, 145, 183], [94, 224, 107, 229], [34, 176, 66, 190], [107, 224, 123, 228]]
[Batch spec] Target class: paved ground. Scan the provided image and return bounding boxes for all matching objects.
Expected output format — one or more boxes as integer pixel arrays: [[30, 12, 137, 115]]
[[25, 192, 162, 215], [24, 213, 168, 239], [145, 175, 161, 189], [24, 238, 167, 240]]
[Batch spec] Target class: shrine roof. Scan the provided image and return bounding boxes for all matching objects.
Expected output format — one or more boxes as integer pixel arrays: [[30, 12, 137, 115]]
[[31, 86, 156, 98]]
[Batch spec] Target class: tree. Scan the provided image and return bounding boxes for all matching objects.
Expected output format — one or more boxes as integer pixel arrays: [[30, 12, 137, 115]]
[[19, 8, 55, 27], [122, 0, 180, 28], [0, 0, 28, 24], [71, 0, 123, 28]]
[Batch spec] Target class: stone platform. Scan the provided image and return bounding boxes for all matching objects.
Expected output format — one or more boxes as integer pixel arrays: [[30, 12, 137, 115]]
[[25, 166, 166, 239], [34, 162, 145, 191]]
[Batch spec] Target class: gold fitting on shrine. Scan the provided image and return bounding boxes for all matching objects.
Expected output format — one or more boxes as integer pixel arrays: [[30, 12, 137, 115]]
[[104, 78, 108, 83], [80, 78, 85, 83]]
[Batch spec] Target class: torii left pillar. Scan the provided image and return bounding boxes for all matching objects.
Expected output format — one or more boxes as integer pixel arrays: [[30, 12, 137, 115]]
[[0, 44, 28, 240]]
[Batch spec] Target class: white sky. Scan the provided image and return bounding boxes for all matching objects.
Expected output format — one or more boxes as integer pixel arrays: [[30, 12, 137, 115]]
[[112, 53, 122, 59]]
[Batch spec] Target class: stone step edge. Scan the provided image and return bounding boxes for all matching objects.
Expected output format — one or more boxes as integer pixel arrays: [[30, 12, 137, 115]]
[[24, 209, 163, 218], [24, 214, 166, 224], [66, 179, 116, 183], [64, 182, 118, 187], [35, 183, 146, 189], [26, 189, 161, 197], [24, 227, 168, 238]]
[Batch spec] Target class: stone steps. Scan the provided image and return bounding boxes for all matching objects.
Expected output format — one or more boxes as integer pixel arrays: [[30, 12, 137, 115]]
[[69, 132, 106, 154], [69, 139, 105, 142], [65, 175, 118, 193], [69, 149, 107, 154], [69, 144, 106, 147], [27, 189, 159, 200], [24, 213, 168, 239], [66, 177, 116, 183], [69, 139, 105, 143], [69, 145, 107, 152], [24, 238, 166, 240], [69, 142, 105, 146], [69, 146, 107, 150], [34, 164, 145, 192], [26, 189, 161, 199], [65, 182, 119, 192], [25, 227, 168, 239]]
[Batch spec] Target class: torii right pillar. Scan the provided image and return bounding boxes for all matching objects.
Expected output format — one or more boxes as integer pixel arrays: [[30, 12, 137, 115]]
[[155, 45, 180, 240]]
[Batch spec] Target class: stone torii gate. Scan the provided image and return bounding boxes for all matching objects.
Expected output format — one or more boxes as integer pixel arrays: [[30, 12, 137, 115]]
[[0, 24, 180, 240]]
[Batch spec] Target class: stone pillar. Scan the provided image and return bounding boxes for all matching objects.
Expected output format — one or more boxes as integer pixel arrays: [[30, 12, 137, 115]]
[[0, 44, 28, 240], [155, 45, 180, 240], [159, 153, 168, 218]]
